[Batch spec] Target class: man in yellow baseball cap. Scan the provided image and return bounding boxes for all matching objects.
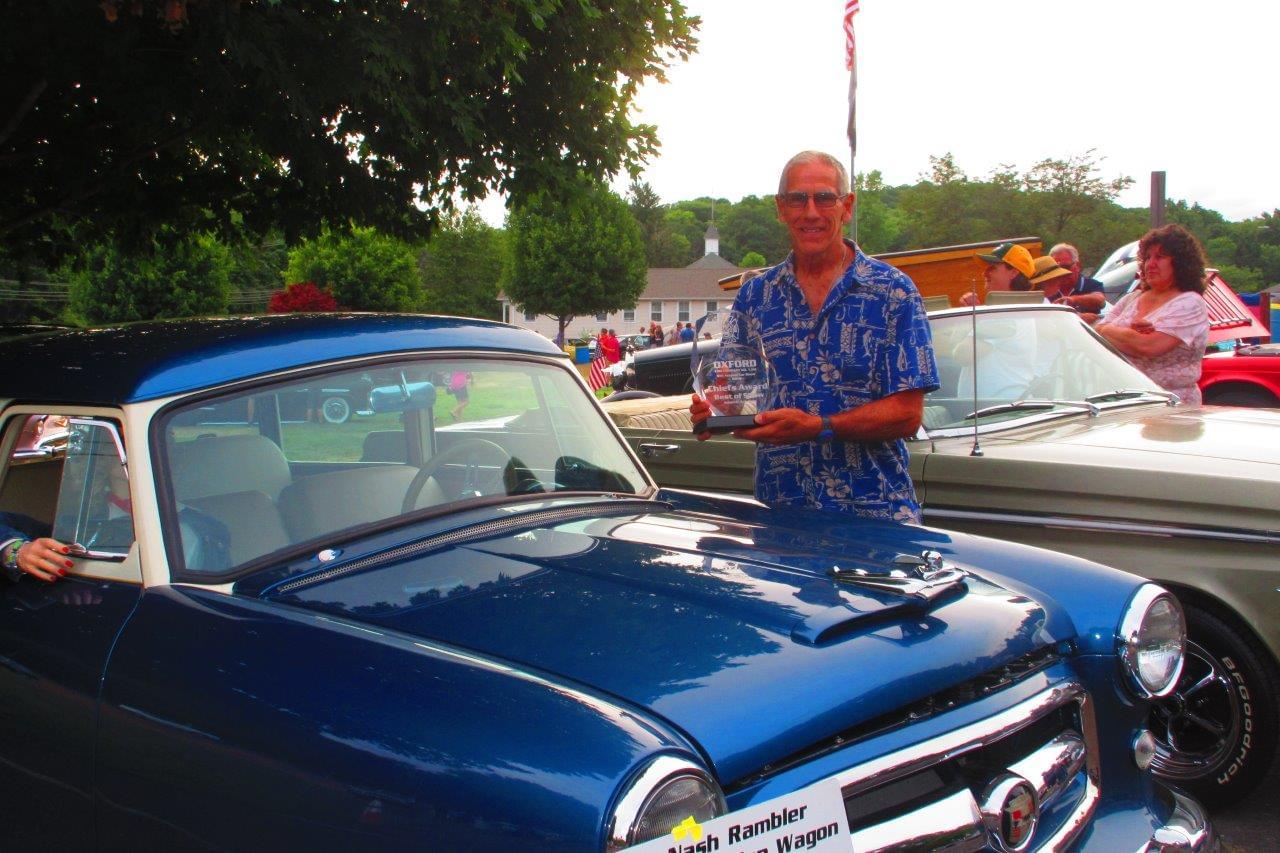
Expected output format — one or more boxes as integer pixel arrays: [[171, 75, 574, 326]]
[[960, 242, 1036, 306]]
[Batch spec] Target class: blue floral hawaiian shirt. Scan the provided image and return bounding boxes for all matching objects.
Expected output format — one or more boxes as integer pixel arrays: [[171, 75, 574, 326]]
[[722, 240, 939, 523]]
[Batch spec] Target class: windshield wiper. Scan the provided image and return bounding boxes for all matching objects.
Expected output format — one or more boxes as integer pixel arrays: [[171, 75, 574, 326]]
[[963, 399, 1100, 421], [1085, 388, 1178, 405]]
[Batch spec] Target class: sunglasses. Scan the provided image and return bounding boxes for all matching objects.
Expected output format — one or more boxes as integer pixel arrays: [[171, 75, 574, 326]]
[[777, 191, 844, 209]]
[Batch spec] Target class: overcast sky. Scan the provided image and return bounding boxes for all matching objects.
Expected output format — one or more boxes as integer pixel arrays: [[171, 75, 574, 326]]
[[480, 0, 1276, 226]]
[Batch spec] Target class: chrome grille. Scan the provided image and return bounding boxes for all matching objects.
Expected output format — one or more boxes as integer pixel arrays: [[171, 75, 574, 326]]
[[835, 682, 1099, 852]]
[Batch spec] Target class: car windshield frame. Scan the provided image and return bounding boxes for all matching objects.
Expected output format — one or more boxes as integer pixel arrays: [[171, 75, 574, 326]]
[[152, 352, 653, 583], [923, 305, 1171, 437]]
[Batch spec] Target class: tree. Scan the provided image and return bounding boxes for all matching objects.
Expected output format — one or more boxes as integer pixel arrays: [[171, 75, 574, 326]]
[[1023, 150, 1133, 235], [852, 171, 905, 253], [268, 282, 340, 313], [419, 208, 505, 320], [739, 251, 767, 268], [719, 196, 789, 265], [64, 229, 231, 323], [1, 0, 698, 261], [628, 180, 689, 267], [285, 226, 421, 312], [507, 179, 647, 345]]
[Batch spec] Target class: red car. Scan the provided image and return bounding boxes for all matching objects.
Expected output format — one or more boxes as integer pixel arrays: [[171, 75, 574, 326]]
[[1196, 272, 1278, 406]]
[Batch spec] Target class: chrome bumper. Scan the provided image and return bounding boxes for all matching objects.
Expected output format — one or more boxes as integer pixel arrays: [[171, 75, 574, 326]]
[[1143, 790, 1217, 852]]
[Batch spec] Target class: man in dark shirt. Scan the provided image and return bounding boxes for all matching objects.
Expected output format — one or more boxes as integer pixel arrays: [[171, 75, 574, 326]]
[[1049, 242, 1106, 315]]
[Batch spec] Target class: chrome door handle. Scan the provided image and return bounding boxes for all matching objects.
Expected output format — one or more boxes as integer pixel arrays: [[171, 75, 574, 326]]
[[639, 443, 680, 459]]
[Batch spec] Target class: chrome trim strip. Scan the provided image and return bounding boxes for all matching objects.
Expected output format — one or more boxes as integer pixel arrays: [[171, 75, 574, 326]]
[[924, 507, 1280, 546], [1007, 732, 1086, 814], [849, 788, 987, 853], [605, 755, 725, 852], [833, 682, 1085, 796]]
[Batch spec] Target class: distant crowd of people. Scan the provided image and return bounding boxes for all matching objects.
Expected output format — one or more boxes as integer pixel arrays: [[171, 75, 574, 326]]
[[593, 320, 706, 365]]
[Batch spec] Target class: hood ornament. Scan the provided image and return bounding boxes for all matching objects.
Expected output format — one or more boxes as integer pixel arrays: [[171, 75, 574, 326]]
[[829, 549, 967, 604]]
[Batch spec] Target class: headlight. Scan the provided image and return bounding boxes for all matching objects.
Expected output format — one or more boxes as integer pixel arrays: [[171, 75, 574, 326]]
[[606, 755, 727, 851], [1117, 585, 1185, 698]]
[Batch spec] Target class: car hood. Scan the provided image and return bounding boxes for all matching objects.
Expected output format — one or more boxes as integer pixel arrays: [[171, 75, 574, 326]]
[[924, 403, 1280, 527], [276, 500, 1068, 784]]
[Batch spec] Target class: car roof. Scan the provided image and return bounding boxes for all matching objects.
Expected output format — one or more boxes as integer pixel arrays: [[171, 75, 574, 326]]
[[0, 313, 564, 405]]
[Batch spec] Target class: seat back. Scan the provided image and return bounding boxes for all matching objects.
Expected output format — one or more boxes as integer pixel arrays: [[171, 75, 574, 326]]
[[278, 466, 419, 543], [185, 490, 291, 566], [169, 434, 293, 503]]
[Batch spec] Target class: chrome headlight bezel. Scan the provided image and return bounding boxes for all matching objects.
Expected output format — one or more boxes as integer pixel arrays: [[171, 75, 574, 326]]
[[1116, 585, 1186, 699], [605, 755, 727, 852]]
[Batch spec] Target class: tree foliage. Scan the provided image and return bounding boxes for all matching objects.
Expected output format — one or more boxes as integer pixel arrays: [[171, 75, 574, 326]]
[[1, 0, 698, 261], [268, 282, 340, 313], [64, 229, 231, 323], [419, 208, 505, 320], [628, 180, 691, 267], [507, 178, 647, 343], [285, 226, 420, 312]]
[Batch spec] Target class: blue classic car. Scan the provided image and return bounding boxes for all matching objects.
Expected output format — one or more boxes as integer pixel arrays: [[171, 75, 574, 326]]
[[0, 315, 1212, 850]]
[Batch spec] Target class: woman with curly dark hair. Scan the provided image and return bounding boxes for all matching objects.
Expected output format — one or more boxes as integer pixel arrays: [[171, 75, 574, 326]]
[[1097, 224, 1209, 404]]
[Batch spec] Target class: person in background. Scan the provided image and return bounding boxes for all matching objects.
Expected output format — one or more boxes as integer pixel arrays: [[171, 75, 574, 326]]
[[1096, 224, 1209, 405], [598, 328, 621, 364], [1029, 256, 1076, 302], [679, 321, 695, 343], [648, 322, 663, 347], [959, 242, 1035, 306], [1048, 242, 1106, 315], [690, 149, 938, 523], [665, 322, 681, 346]]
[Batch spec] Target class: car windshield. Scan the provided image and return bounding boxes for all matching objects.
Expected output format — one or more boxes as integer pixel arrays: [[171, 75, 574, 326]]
[[925, 308, 1165, 431], [157, 356, 648, 576]]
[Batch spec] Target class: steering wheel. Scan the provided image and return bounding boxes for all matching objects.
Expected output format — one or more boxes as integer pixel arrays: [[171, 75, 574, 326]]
[[402, 438, 514, 512]]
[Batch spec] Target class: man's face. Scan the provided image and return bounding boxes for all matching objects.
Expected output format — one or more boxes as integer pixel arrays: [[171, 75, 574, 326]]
[[1041, 271, 1073, 299], [1050, 249, 1081, 277], [775, 161, 853, 258], [984, 262, 1019, 291]]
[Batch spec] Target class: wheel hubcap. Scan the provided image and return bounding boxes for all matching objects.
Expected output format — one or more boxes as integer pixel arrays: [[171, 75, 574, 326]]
[[1148, 639, 1241, 779]]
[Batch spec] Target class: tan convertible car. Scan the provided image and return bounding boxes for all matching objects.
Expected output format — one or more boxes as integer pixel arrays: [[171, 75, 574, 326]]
[[604, 302, 1280, 807]]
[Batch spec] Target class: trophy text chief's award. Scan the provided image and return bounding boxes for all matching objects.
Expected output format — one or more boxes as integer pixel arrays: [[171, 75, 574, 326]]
[[690, 309, 775, 435]]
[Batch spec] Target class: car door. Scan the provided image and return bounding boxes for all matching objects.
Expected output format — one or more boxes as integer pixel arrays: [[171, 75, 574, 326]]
[[0, 413, 143, 848]]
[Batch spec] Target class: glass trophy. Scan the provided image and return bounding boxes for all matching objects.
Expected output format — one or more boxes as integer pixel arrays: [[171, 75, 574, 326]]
[[689, 309, 774, 434]]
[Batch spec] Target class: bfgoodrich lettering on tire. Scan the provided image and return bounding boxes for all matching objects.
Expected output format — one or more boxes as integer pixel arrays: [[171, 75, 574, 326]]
[[1149, 606, 1279, 806]]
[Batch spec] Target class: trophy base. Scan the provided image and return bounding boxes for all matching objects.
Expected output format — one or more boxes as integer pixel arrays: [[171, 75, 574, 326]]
[[692, 414, 758, 435]]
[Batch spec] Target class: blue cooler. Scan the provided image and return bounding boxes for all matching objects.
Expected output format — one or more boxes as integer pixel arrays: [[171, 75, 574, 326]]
[[575, 346, 591, 364]]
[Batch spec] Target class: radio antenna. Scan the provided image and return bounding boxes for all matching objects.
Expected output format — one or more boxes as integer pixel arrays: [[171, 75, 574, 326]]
[[969, 291, 983, 457]]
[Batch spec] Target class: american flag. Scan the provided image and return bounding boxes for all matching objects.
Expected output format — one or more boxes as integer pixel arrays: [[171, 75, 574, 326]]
[[587, 355, 611, 392], [844, 0, 860, 71]]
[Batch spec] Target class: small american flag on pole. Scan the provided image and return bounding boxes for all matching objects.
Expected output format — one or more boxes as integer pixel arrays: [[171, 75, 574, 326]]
[[587, 355, 611, 392]]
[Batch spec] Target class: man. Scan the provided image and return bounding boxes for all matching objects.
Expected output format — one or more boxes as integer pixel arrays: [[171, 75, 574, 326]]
[[598, 328, 620, 364], [959, 242, 1035, 306], [690, 150, 938, 523], [1048, 242, 1106, 316], [1029, 255, 1075, 301], [679, 321, 695, 343]]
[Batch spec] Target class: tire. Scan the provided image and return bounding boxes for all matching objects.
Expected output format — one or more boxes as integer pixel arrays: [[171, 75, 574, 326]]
[[320, 396, 352, 424], [1204, 386, 1280, 407], [1148, 606, 1279, 806]]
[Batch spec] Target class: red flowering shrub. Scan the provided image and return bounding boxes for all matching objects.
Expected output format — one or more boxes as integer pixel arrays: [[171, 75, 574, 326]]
[[268, 282, 340, 313]]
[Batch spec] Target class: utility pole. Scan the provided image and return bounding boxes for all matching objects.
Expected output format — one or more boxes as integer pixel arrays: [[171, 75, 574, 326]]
[[1150, 171, 1166, 228]]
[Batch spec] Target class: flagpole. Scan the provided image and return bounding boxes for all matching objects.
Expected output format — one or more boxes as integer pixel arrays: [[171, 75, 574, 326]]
[[844, 1, 860, 245]]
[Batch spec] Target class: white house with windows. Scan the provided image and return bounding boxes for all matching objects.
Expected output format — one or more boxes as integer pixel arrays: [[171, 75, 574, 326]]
[[499, 224, 749, 343]]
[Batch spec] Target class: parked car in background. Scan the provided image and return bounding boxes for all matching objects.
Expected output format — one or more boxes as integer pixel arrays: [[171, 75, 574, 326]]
[[1200, 342, 1280, 406], [0, 314, 1211, 850], [606, 302, 1280, 806]]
